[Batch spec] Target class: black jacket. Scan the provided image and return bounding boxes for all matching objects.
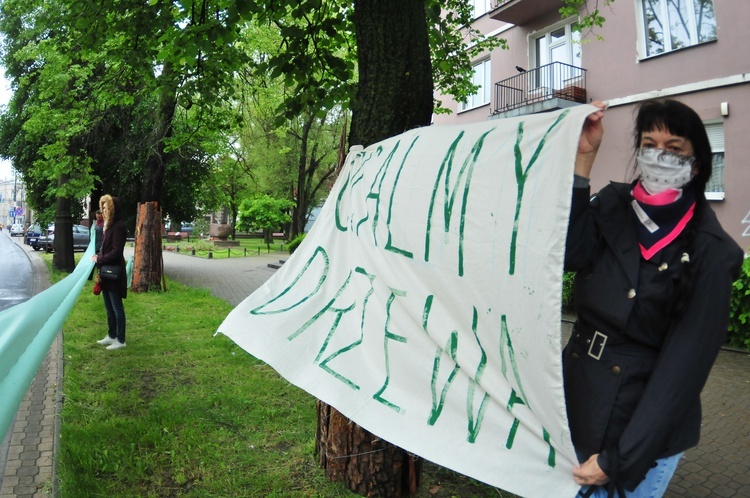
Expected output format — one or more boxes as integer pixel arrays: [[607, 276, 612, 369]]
[[98, 197, 128, 298], [563, 182, 743, 490]]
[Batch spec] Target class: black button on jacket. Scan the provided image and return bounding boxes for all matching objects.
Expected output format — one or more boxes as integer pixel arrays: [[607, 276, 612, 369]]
[[563, 182, 743, 490]]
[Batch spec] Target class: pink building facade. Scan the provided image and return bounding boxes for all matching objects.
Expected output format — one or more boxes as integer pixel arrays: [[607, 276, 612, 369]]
[[433, 0, 750, 250]]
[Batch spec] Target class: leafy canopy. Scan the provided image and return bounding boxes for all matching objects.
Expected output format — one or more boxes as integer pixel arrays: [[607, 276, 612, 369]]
[[238, 194, 294, 233]]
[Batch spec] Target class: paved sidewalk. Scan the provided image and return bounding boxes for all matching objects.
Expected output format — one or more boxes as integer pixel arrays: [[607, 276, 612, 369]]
[[135, 246, 283, 307], [3, 241, 750, 497], [1, 237, 57, 498]]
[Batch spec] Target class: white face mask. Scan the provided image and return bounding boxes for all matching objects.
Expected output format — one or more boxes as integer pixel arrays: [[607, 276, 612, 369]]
[[636, 148, 695, 194]]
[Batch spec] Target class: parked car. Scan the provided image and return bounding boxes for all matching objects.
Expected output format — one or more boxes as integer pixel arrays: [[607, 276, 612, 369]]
[[43, 225, 91, 252], [27, 224, 54, 251], [25, 223, 42, 247], [10, 223, 25, 236]]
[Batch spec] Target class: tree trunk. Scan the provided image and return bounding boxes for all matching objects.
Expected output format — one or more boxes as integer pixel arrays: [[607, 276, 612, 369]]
[[317, 0, 433, 495], [349, 0, 433, 149], [316, 401, 422, 497], [52, 175, 74, 273], [136, 62, 177, 291], [131, 202, 165, 292]]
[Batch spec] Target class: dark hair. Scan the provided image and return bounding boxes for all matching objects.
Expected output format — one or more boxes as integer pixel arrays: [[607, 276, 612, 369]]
[[633, 99, 713, 196], [634, 99, 711, 319]]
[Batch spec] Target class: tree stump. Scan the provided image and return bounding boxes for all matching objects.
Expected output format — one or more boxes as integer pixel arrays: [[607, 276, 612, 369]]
[[131, 201, 165, 292], [316, 401, 422, 497]]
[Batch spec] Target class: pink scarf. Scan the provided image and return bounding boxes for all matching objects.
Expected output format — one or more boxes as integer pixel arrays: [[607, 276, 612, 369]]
[[631, 181, 695, 260]]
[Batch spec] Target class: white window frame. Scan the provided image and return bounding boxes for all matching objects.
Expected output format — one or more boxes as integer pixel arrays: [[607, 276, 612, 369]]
[[704, 120, 724, 201], [458, 58, 491, 112], [471, 0, 494, 19], [529, 18, 582, 71], [636, 0, 718, 59]]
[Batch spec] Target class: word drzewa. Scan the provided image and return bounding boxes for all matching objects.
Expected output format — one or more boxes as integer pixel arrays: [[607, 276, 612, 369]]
[[249, 246, 556, 468]]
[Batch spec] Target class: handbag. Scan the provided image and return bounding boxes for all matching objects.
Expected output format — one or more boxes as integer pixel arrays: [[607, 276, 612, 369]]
[[99, 264, 121, 281], [92, 272, 102, 295]]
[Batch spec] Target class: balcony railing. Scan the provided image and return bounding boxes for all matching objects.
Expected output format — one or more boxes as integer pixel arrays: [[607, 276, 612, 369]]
[[493, 62, 587, 115]]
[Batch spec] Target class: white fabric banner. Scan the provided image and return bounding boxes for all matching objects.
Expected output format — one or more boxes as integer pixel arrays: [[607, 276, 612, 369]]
[[218, 104, 598, 498]]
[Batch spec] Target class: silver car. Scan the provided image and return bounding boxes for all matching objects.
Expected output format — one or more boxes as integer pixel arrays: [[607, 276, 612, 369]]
[[10, 223, 24, 236], [43, 225, 91, 252]]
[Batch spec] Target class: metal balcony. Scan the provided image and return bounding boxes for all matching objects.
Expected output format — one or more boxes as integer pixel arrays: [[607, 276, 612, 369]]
[[493, 62, 587, 116]]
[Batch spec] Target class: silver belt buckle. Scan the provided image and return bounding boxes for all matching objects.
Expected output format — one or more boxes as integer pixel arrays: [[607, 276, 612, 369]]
[[588, 331, 608, 360]]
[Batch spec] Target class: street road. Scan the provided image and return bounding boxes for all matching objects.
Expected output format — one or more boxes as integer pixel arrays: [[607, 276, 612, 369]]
[[0, 231, 37, 490], [0, 230, 34, 313]]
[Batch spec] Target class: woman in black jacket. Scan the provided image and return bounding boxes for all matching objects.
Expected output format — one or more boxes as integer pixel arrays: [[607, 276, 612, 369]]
[[566, 100, 743, 497], [92, 195, 128, 350]]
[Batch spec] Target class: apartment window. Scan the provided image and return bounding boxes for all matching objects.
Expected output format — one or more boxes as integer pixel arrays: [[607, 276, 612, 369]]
[[530, 22, 582, 92], [704, 121, 724, 200], [533, 23, 581, 69], [639, 0, 717, 57], [472, 0, 493, 18], [459, 59, 491, 112]]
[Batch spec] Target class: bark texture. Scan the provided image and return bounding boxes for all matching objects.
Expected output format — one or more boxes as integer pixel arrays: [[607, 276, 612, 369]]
[[349, 0, 433, 149], [131, 202, 165, 292], [52, 175, 74, 273], [316, 401, 422, 497], [316, 1, 433, 495]]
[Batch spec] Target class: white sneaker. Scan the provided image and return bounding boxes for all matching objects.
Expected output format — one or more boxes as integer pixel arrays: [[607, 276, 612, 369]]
[[106, 341, 126, 351], [96, 336, 117, 346]]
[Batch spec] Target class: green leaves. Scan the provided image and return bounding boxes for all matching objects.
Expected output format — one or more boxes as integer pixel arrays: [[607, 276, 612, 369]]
[[0, 0, 256, 217], [728, 257, 750, 350], [252, 0, 356, 122], [427, 0, 508, 113], [562, 0, 615, 40], [238, 194, 294, 233]]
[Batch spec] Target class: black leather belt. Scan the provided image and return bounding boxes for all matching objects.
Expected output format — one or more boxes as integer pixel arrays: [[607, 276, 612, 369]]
[[572, 321, 656, 361]]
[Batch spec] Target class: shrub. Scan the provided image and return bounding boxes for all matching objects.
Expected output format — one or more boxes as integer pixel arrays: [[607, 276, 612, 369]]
[[288, 232, 306, 254], [190, 239, 215, 252], [562, 272, 576, 311], [193, 218, 210, 238], [728, 256, 750, 350]]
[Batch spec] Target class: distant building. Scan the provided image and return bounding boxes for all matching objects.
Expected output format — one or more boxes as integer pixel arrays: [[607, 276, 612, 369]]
[[433, 0, 750, 249], [0, 175, 29, 228]]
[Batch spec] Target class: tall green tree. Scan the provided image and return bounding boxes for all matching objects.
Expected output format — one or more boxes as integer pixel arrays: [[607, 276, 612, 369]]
[[312, 2, 435, 495], [0, 0, 256, 281], [235, 19, 349, 240], [201, 152, 254, 239], [0, 0, 608, 492], [257, 0, 611, 494], [0, 1, 129, 266]]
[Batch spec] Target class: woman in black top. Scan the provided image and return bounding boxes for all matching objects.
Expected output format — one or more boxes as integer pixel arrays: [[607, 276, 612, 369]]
[[92, 195, 128, 350], [565, 100, 743, 497]]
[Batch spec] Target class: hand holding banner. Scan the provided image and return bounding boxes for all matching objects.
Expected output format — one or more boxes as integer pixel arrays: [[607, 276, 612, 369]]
[[219, 105, 600, 498]]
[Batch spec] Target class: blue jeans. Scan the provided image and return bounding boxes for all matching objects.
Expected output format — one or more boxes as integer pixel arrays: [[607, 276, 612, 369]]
[[580, 452, 683, 498], [102, 289, 126, 343]]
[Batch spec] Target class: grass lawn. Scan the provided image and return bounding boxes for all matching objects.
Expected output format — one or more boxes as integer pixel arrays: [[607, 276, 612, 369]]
[[45, 254, 515, 497]]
